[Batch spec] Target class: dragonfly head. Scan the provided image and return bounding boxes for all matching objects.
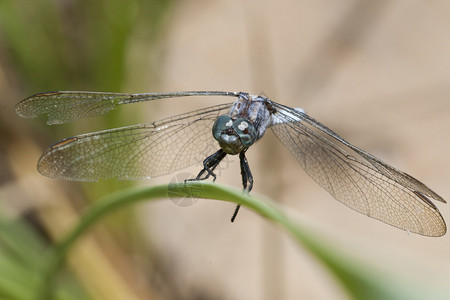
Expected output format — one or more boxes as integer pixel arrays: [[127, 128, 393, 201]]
[[212, 115, 257, 155]]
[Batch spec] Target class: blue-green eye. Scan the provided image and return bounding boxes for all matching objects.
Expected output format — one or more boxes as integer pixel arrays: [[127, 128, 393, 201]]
[[212, 115, 233, 141], [233, 118, 256, 147]]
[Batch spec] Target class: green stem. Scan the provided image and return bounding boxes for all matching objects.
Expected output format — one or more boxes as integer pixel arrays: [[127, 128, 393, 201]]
[[38, 181, 432, 300]]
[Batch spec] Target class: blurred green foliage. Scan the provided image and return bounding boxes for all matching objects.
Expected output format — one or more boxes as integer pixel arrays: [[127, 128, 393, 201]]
[[0, 0, 174, 299], [0, 209, 93, 300], [0, 0, 173, 92]]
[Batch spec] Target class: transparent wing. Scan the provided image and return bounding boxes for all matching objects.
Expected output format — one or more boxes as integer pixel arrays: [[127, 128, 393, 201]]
[[37, 103, 232, 181], [270, 102, 446, 236], [15, 91, 237, 124]]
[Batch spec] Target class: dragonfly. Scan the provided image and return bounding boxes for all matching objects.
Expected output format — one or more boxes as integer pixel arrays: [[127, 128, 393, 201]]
[[16, 91, 446, 236]]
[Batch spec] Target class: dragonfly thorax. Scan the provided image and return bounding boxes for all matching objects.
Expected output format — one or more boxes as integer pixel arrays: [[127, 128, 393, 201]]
[[212, 115, 257, 155]]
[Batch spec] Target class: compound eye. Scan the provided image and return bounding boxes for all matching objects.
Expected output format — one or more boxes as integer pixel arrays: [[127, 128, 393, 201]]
[[233, 118, 256, 147], [212, 115, 233, 141]]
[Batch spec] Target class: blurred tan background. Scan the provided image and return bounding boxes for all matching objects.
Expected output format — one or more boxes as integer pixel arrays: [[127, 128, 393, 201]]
[[1, 0, 450, 299]]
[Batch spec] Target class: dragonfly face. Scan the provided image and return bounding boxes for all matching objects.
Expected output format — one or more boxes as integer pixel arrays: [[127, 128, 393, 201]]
[[212, 93, 272, 154], [212, 115, 257, 154], [15, 90, 447, 236]]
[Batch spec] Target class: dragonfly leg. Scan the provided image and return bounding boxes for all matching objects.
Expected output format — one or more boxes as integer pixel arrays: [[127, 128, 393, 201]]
[[239, 149, 253, 193], [231, 149, 253, 222], [186, 149, 227, 182]]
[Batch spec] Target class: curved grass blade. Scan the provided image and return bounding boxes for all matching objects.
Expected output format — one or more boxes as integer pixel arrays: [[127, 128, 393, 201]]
[[37, 182, 448, 300]]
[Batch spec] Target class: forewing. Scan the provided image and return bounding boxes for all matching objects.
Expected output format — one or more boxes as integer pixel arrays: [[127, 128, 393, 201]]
[[270, 103, 446, 236], [37, 103, 232, 181], [16, 91, 237, 124]]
